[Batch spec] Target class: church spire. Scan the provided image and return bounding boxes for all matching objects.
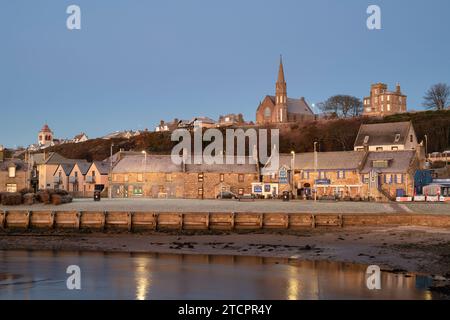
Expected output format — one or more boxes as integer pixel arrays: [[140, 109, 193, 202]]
[[275, 55, 288, 123], [277, 55, 286, 84]]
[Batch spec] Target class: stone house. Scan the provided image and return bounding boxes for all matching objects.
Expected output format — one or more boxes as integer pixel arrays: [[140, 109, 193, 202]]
[[184, 161, 259, 199], [0, 159, 28, 193], [261, 151, 367, 199], [293, 151, 368, 199], [111, 155, 259, 199], [354, 121, 420, 152], [111, 155, 184, 198], [360, 150, 420, 200]]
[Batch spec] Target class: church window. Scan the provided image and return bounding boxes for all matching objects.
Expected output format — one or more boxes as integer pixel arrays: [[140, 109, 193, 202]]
[[264, 107, 271, 118]]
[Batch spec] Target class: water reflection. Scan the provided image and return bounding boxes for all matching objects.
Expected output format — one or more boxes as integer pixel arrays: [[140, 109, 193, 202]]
[[0, 250, 439, 300], [134, 257, 151, 300]]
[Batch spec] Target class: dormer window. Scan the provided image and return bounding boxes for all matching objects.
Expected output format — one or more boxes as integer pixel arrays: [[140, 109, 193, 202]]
[[373, 160, 390, 168]]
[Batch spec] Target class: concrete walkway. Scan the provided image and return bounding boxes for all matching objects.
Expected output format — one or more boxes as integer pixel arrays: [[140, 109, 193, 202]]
[[1, 198, 449, 215]]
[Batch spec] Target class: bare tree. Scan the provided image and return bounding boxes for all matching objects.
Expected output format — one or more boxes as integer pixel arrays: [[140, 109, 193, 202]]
[[318, 95, 362, 118], [423, 83, 450, 110]]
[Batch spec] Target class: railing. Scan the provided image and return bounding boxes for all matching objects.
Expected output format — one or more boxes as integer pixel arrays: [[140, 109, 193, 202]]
[[69, 177, 78, 184], [1, 211, 450, 231], [85, 176, 95, 184], [428, 153, 450, 162]]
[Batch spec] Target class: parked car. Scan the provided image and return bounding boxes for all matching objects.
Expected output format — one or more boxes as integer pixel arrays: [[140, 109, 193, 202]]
[[216, 191, 238, 199], [238, 194, 256, 201]]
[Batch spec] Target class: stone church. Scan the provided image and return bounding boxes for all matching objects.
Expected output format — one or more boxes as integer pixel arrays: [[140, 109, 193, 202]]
[[256, 57, 315, 125]]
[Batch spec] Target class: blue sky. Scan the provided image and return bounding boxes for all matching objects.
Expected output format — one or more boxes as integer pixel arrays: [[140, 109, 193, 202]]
[[1, 0, 450, 147]]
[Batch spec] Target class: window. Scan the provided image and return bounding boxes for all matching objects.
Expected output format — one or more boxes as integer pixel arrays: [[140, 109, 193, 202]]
[[159, 185, 165, 193], [124, 175, 129, 182], [8, 166, 16, 178], [220, 174, 224, 182], [394, 134, 401, 142], [198, 173, 204, 182], [373, 160, 389, 168], [92, 171, 96, 177], [6, 184, 17, 193], [198, 188, 204, 196], [381, 96, 384, 102], [238, 174, 244, 183], [410, 135, 413, 143], [133, 186, 143, 196], [387, 104, 391, 111], [137, 174, 143, 182], [395, 174, 403, 184], [363, 136, 370, 144], [113, 174, 118, 182], [238, 188, 244, 195], [166, 173, 172, 182], [387, 95, 391, 101], [363, 174, 370, 184], [319, 171, 326, 179], [264, 107, 271, 118], [337, 171, 345, 179], [302, 171, 310, 179], [75, 172, 78, 178], [391, 146, 399, 151], [376, 147, 383, 151], [385, 174, 393, 184]]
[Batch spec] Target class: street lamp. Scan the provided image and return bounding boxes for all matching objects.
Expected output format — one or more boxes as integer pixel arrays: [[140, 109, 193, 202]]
[[314, 142, 318, 202], [142, 150, 147, 194], [424, 134, 428, 159], [109, 143, 115, 199], [291, 151, 296, 197]]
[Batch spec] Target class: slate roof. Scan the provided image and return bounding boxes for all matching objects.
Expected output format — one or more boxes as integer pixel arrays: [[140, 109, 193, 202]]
[[354, 121, 412, 147], [0, 159, 27, 171], [32, 152, 86, 165], [57, 163, 75, 176], [112, 155, 183, 173], [266, 95, 314, 115], [276, 151, 367, 171], [72, 162, 92, 175], [91, 161, 110, 175], [360, 151, 416, 174], [185, 157, 258, 173]]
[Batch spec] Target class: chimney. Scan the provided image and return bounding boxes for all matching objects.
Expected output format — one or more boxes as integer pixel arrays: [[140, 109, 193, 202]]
[[396, 83, 401, 94], [0, 145, 4, 162]]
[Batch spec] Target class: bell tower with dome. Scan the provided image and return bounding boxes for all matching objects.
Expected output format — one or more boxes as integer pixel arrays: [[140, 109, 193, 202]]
[[38, 124, 54, 147]]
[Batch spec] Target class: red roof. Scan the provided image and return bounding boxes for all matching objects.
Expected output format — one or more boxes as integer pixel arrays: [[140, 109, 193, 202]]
[[40, 124, 52, 133]]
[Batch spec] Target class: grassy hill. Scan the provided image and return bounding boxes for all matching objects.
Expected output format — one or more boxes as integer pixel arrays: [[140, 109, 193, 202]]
[[46, 110, 450, 161]]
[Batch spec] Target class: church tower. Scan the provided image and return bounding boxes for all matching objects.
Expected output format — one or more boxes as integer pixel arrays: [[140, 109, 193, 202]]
[[275, 56, 288, 122], [38, 124, 54, 147]]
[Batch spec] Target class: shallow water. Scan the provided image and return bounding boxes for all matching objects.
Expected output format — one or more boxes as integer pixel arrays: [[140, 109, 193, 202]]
[[0, 250, 437, 300]]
